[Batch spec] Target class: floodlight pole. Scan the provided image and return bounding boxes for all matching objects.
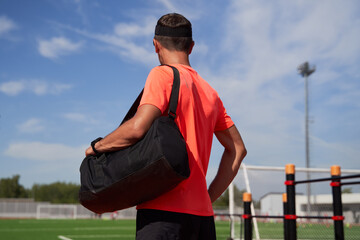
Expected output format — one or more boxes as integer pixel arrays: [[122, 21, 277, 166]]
[[297, 62, 316, 217], [304, 71, 311, 217]]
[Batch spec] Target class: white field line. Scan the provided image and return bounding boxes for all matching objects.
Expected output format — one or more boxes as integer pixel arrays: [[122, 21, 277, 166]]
[[64, 234, 133, 238], [0, 228, 70, 232], [0, 226, 133, 232], [58, 236, 72, 240], [73, 226, 134, 230]]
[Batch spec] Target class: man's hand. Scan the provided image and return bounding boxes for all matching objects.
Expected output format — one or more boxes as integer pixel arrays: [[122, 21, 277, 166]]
[[85, 146, 95, 156]]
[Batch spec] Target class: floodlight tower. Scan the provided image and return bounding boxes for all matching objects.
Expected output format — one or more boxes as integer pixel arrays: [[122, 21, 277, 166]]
[[297, 61, 316, 216]]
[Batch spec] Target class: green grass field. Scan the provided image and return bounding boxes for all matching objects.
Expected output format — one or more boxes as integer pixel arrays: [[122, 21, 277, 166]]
[[0, 219, 233, 240], [0, 219, 359, 239]]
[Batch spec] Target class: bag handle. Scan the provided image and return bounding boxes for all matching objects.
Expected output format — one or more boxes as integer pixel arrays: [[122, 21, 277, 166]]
[[120, 65, 180, 125]]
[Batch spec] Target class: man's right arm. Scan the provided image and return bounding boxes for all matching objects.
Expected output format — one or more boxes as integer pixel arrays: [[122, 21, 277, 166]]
[[208, 125, 247, 202], [85, 104, 161, 156]]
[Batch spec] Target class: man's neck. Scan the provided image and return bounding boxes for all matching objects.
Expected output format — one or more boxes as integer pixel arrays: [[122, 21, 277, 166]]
[[159, 49, 191, 67]]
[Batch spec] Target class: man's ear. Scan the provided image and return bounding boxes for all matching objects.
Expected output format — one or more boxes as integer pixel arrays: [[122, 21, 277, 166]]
[[188, 41, 195, 55], [153, 39, 160, 53]]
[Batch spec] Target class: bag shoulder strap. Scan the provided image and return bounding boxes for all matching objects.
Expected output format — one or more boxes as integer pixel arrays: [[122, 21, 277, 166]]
[[165, 65, 180, 120], [120, 89, 143, 125], [120, 65, 180, 125]]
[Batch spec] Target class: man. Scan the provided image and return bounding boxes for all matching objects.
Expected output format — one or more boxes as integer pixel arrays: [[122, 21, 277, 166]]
[[85, 13, 247, 240]]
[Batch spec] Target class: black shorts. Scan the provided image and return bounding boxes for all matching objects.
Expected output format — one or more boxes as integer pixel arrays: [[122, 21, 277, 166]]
[[136, 209, 216, 240]]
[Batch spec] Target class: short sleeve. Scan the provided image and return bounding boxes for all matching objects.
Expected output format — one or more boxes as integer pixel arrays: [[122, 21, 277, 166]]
[[139, 66, 173, 114], [214, 98, 234, 132]]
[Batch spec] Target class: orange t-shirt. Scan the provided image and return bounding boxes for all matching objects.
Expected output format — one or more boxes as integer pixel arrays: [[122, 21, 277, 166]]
[[137, 64, 234, 216]]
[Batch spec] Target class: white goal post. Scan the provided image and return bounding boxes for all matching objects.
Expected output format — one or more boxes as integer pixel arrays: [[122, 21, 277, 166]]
[[36, 204, 77, 219]]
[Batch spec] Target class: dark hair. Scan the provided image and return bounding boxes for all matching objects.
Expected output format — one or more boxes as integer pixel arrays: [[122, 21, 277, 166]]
[[154, 13, 193, 52]]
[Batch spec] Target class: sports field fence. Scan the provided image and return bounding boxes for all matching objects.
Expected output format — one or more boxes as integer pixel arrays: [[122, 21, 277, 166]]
[[224, 164, 360, 240]]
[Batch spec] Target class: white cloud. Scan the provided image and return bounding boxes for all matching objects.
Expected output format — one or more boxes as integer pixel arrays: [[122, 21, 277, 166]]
[[94, 33, 156, 65], [193, 42, 208, 56], [63, 113, 87, 122], [4, 141, 86, 162], [200, 0, 360, 171], [38, 37, 83, 59], [114, 19, 154, 38], [157, 0, 177, 12], [17, 118, 45, 134], [220, 0, 360, 84], [58, 18, 157, 65], [73, 0, 88, 25], [0, 15, 17, 36], [62, 112, 99, 125], [0, 79, 72, 96], [0, 81, 25, 96], [311, 136, 360, 169]]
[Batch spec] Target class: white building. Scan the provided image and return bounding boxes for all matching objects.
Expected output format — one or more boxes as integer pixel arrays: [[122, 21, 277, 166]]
[[259, 192, 285, 216], [260, 193, 360, 224]]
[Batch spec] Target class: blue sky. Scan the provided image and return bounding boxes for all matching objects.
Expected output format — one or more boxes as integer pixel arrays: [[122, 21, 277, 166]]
[[1, 0, 359, 198]]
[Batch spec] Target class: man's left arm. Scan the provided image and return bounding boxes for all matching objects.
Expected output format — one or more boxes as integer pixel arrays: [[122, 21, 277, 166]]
[[208, 125, 247, 202], [85, 104, 161, 156]]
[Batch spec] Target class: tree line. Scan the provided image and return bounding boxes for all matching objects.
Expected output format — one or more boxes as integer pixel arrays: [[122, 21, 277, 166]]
[[0, 175, 80, 203], [0, 174, 266, 207]]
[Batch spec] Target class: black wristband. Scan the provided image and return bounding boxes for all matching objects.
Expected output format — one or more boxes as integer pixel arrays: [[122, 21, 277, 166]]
[[91, 137, 103, 155]]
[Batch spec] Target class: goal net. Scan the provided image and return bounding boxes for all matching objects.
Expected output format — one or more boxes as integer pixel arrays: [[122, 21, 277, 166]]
[[36, 204, 77, 219]]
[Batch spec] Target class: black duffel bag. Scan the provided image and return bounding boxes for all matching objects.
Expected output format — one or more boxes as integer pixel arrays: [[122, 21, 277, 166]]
[[79, 66, 190, 214]]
